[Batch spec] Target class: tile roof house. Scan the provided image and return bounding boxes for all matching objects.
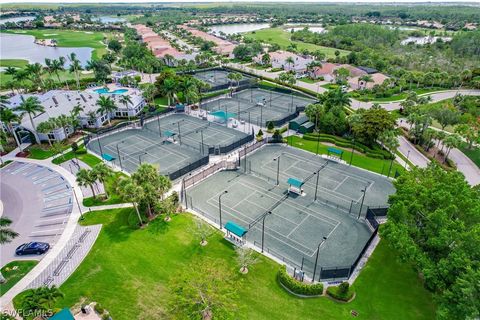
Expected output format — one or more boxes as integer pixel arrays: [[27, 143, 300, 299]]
[[180, 25, 237, 57], [309, 63, 338, 81], [348, 73, 391, 90], [253, 51, 313, 75]]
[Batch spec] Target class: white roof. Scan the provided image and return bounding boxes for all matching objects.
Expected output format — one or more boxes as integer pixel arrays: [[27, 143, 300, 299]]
[[8, 90, 143, 131]]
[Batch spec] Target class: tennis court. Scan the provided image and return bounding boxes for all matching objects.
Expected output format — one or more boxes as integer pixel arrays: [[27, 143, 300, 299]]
[[186, 145, 395, 279], [201, 88, 316, 127], [87, 114, 252, 179], [192, 69, 250, 87]]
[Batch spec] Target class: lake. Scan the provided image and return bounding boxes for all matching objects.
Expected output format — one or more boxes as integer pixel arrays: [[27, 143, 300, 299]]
[[0, 33, 93, 67], [0, 16, 35, 24], [209, 23, 270, 35], [93, 16, 126, 23]]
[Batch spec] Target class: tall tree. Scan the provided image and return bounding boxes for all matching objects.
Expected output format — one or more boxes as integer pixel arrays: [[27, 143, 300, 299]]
[[0, 108, 22, 150], [76, 168, 98, 198], [0, 217, 19, 283], [91, 163, 113, 199], [96, 96, 117, 125], [352, 105, 395, 146], [68, 53, 83, 90], [117, 177, 145, 226], [15, 96, 45, 144], [119, 95, 133, 120]]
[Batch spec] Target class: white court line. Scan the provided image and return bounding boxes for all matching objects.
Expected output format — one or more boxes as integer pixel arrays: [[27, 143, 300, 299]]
[[333, 176, 349, 192], [238, 178, 341, 226], [203, 179, 341, 256]]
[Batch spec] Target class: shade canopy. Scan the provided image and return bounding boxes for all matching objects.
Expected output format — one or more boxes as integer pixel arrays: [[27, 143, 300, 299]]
[[225, 221, 247, 237]]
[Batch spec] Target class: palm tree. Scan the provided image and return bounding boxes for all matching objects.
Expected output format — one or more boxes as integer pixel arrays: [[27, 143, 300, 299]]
[[91, 163, 113, 199], [26, 63, 45, 90], [379, 129, 400, 176], [49, 58, 66, 87], [285, 56, 295, 71], [0, 108, 22, 151], [442, 134, 461, 164], [21, 286, 64, 315], [68, 53, 83, 90], [358, 74, 373, 90], [56, 114, 71, 140], [261, 53, 271, 66], [15, 96, 45, 144], [0, 217, 19, 283], [119, 95, 133, 120], [117, 177, 145, 226], [160, 77, 178, 107], [96, 96, 117, 125], [13, 69, 29, 93], [76, 168, 98, 198], [36, 120, 56, 146]]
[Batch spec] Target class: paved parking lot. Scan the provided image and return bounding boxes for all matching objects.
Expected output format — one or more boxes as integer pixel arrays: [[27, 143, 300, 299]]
[[0, 161, 74, 267]]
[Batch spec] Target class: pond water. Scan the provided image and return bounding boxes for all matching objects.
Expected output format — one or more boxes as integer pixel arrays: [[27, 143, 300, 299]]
[[401, 36, 452, 45], [209, 23, 270, 35], [93, 16, 126, 23], [0, 16, 35, 24], [0, 33, 93, 67]]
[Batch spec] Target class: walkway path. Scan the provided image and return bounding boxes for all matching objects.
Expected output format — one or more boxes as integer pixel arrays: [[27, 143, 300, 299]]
[[397, 136, 430, 169], [448, 148, 480, 186]]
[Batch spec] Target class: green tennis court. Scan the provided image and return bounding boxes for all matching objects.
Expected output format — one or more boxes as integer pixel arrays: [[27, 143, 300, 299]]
[[201, 88, 315, 127], [186, 144, 395, 280], [192, 69, 250, 87]]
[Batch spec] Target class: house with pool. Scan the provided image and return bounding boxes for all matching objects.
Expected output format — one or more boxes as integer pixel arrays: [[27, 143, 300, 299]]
[[7, 89, 145, 143]]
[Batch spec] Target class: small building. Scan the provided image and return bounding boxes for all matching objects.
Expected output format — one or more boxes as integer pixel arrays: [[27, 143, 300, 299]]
[[289, 114, 309, 131], [253, 51, 313, 76], [225, 221, 247, 246], [298, 121, 315, 134], [309, 63, 337, 81]]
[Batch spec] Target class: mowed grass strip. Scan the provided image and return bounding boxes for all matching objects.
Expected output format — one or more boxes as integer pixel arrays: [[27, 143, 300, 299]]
[[43, 208, 435, 320], [289, 135, 405, 176], [245, 28, 350, 59]]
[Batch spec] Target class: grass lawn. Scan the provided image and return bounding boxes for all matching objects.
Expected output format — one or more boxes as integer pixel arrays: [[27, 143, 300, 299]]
[[353, 87, 446, 103], [299, 77, 320, 84], [0, 69, 95, 89], [26, 143, 70, 160], [321, 83, 339, 90], [459, 143, 480, 168], [35, 208, 435, 320], [2, 29, 108, 60], [153, 95, 168, 106], [289, 136, 405, 176], [52, 150, 101, 167], [82, 172, 127, 207], [1, 261, 38, 296], [0, 59, 28, 68], [245, 28, 349, 59]]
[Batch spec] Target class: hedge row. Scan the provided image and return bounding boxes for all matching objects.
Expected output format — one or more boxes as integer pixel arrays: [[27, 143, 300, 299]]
[[277, 267, 324, 296], [303, 133, 394, 160], [326, 283, 355, 302]]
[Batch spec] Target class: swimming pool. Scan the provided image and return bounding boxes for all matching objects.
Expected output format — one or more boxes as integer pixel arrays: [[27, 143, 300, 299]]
[[94, 88, 128, 95]]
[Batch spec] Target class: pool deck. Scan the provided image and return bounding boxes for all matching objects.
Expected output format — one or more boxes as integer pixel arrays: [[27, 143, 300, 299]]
[[87, 84, 140, 96]]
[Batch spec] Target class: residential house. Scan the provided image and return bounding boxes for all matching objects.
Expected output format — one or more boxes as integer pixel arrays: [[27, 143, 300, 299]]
[[253, 51, 313, 76], [348, 73, 391, 90], [309, 63, 338, 81], [180, 25, 237, 57]]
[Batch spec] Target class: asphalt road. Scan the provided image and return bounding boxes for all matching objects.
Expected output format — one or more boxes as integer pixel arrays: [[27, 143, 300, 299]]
[[0, 162, 72, 267], [397, 136, 430, 168]]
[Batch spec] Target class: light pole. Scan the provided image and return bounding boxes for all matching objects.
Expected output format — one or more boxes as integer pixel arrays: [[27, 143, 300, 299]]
[[157, 115, 162, 137], [349, 133, 355, 166], [273, 156, 281, 186], [358, 184, 368, 219], [261, 211, 272, 253], [314, 171, 320, 201], [116, 140, 124, 171], [177, 121, 182, 144], [138, 152, 147, 165], [312, 236, 327, 282], [404, 150, 410, 169], [199, 129, 205, 155], [96, 133, 104, 159], [72, 188, 84, 220], [218, 190, 228, 230]]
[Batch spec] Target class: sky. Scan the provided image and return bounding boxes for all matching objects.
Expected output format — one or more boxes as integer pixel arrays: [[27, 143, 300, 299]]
[[1, 0, 479, 3]]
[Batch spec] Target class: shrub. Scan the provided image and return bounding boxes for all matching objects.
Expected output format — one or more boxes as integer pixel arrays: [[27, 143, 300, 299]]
[[277, 267, 323, 296], [94, 303, 105, 315], [75, 148, 87, 155], [267, 121, 275, 131], [71, 142, 79, 153], [326, 282, 355, 301], [365, 151, 385, 159]]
